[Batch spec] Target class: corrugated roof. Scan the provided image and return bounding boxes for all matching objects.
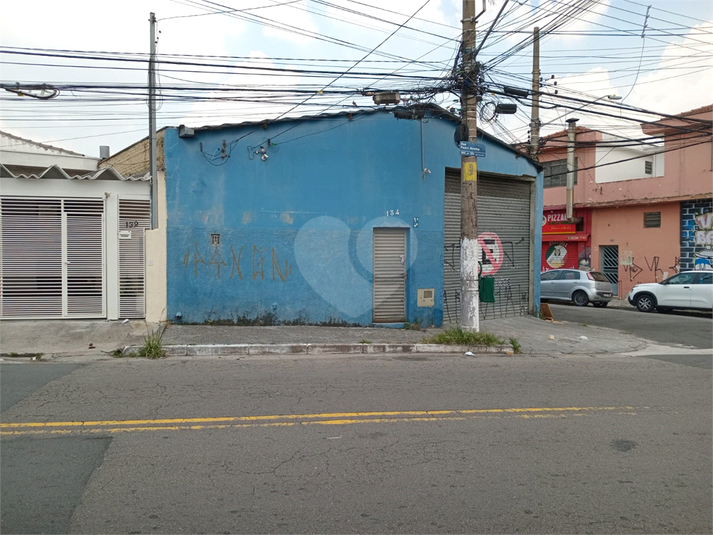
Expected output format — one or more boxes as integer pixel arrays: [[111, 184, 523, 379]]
[[0, 130, 86, 156], [0, 163, 149, 181]]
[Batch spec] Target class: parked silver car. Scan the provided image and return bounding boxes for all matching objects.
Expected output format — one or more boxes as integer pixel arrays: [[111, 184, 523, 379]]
[[540, 269, 614, 307]]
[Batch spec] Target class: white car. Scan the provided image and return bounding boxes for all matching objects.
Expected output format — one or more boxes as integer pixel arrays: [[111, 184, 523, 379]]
[[627, 270, 713, 313]]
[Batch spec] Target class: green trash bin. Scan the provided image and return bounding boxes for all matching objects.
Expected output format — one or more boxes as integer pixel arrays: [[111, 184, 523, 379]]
[[479, 276, 495, 303]]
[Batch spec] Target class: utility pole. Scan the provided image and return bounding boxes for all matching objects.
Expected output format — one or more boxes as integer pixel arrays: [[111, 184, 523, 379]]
[[460, 0, 479, 332], [530, 26, 540, 161], [149, 12, 158, 230]]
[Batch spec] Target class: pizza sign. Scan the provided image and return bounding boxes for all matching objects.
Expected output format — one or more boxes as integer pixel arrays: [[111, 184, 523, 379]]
[[542, 211, 576, 234]]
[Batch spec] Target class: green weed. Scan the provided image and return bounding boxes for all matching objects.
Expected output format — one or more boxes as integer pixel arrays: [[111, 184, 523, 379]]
[[138, 326, 166, 359], [421, 327, 504, 346], [509, 337, 522, 354]]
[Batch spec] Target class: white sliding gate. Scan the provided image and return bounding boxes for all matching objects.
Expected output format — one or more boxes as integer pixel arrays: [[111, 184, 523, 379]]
[[1, 197, 105, 318]]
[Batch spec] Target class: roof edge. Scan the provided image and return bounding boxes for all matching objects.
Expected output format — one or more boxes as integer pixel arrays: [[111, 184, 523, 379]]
[[175, 104, 542, 169]]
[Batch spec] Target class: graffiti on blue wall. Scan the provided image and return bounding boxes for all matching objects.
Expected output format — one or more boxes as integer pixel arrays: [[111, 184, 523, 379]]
[[693, 212, 713, 270], [183, 244, 293, 281], [681, 200, 713, 271]]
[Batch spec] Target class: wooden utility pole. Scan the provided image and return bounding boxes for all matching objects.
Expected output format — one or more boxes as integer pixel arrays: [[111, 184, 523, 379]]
[[149, 12, 158, 229], [530, 26, 540, 161], [460, 0, 479, 331]]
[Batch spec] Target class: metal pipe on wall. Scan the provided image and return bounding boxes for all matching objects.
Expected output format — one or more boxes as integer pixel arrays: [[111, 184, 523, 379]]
[[566, 118, 578, 221]]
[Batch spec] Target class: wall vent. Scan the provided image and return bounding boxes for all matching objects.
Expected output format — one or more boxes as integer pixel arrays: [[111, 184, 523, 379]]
[[644, 211, 661, 228]]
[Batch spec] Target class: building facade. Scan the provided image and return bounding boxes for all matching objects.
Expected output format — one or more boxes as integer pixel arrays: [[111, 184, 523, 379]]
[[109, 106, 543, 326], [0, 131, 151, 319], [539, 105, 712, 298]]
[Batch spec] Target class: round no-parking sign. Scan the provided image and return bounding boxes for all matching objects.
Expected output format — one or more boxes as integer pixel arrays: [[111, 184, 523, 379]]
[[477, 232, 503, 275]]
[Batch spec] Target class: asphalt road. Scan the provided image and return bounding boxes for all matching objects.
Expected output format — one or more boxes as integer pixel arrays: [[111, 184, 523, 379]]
[[548, 302, 713, 350], [1, 352, 711, 534]]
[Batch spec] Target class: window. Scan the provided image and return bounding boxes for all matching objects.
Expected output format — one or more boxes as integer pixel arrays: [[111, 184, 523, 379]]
[[698, 273, 712, 284], [542, 159, 577, 189], [666, 272, 696, 285], [562, 270, 579, 280], [541, 271, 561, 281], [644, 212, 661, 228], [589, 272, 609, 282], [644, 160, 653, 174]]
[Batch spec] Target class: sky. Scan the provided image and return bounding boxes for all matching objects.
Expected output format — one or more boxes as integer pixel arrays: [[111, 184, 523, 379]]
[[0, 0, 711, 158]]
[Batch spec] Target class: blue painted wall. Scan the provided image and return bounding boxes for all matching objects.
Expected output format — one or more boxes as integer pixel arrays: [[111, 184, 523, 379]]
[[164, 108, 542, 325]]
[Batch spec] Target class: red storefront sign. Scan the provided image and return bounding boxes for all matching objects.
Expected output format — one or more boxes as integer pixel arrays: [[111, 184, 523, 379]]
[[543, 211, 576, 234]]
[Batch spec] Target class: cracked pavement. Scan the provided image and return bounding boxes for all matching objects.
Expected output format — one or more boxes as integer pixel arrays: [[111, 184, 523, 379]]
[[1, 352, 711, 534]]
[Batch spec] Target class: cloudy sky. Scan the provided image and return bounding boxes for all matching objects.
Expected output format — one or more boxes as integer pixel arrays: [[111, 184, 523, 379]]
[[0, 0, 711, 157]]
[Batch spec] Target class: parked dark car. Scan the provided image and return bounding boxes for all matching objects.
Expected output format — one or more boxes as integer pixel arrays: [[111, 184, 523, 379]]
[[540, 269, 614, 307]]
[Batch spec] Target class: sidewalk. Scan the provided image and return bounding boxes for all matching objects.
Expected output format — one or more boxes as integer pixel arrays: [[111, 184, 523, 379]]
[[0, 301, 646, 361]]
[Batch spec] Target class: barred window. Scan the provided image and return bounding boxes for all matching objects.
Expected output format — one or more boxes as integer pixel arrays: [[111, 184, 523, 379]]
[[543, 159, 577, 188]]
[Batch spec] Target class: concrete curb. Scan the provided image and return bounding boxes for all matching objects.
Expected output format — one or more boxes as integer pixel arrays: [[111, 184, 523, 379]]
[[122, 343, 513, 357]]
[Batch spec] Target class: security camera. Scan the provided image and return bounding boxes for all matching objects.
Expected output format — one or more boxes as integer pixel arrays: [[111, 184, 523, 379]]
[[261, 153, 268, 161]]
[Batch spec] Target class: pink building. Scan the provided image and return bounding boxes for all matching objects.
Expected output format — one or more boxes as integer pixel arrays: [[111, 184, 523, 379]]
[[540, 105, 712, 298]]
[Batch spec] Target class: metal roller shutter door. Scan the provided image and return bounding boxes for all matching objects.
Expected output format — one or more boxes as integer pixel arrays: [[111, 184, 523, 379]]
[[443, 170, 461, 324], [477, 177, 531, 318], [442, 172, 532, 321]]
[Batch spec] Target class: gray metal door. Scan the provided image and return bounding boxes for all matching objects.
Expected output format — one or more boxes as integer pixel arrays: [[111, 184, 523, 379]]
[[373, 228, 407, 323], [600, 245, 619, 296]]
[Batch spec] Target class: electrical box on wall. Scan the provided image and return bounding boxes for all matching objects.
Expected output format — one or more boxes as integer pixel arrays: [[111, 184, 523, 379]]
[[417, 288, 435, 307]]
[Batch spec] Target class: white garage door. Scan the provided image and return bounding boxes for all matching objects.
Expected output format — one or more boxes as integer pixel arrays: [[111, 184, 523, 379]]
[[1, 197, 105, 319]]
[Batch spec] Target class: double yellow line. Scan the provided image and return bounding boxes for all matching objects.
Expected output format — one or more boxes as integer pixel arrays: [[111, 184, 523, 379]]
[[0, 406, 640, 437]]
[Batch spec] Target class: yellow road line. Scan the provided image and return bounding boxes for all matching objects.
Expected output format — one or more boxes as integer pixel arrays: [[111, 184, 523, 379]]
[[0, 406, 640, 437]]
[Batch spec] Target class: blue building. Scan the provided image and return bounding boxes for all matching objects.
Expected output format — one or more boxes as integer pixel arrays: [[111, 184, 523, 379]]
[[112, 105, 543, 326]]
